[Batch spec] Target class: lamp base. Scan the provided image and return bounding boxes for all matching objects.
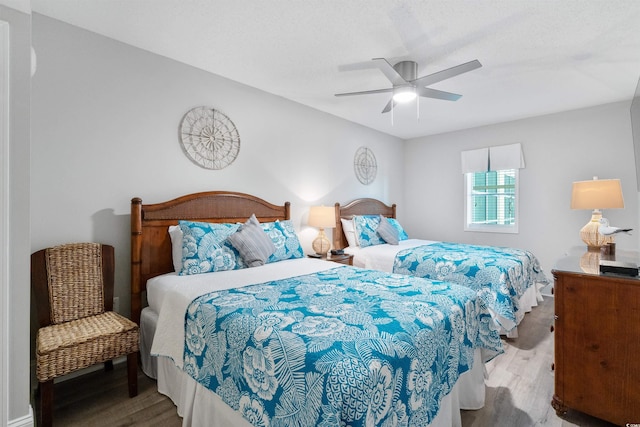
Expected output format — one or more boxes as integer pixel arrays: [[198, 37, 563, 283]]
[[312, 229, 331, 256], [579, 251, 600, 274], [580, 210, 614, 251]]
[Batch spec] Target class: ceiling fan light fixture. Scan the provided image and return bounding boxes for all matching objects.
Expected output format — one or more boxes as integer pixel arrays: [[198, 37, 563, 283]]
[[392, 86, 416, 103], [334, 57, 481, 114]]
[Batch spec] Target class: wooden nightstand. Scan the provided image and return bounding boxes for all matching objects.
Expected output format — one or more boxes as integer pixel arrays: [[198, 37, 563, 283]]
[[326, 253, 353, 266], [307, 253, 354, 266]]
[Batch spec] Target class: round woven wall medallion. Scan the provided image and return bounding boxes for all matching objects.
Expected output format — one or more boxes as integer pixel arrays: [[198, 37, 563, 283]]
[[354, 146, 377, 185], [179, 106, 240, 170]]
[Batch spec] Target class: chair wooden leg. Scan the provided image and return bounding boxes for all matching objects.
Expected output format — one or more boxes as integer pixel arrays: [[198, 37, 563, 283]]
[[127, 352, 138, 397], [39, 380, 53, 427]]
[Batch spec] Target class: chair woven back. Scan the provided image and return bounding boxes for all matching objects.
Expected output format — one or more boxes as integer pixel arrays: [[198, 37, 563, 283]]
[[45, 243, 105, 324]]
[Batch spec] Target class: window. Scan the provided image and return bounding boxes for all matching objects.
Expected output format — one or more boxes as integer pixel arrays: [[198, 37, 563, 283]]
[[461, 143, 524, 233], [464, 169, 519, 233]]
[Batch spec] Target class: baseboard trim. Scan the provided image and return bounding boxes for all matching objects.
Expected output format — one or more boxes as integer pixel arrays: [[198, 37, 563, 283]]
[[8, 405, 33, 427]]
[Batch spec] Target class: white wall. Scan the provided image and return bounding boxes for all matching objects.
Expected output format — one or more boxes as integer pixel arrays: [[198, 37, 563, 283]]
[[31, 14, 405, 320], [0, 3, 32, 426], [404, 102, 639, 280]]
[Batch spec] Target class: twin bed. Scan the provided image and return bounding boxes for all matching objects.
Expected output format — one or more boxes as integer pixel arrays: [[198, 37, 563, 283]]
[[131, 191, 507, 427], [334, 198, 548, 337]]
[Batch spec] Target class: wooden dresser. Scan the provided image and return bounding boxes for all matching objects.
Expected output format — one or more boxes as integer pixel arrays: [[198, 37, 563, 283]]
[[552, 252, 640, 426]]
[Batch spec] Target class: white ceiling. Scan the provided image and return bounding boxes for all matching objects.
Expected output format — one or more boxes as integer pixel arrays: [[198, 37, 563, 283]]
[[32, 1, 640, 140]]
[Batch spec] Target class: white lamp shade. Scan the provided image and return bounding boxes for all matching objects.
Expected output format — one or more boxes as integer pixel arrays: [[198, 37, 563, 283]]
[[571, 178, 624, 210], [308, 206, 335, 229]]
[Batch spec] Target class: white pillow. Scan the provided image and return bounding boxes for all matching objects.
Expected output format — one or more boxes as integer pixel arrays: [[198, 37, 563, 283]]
[[341, 218, 358, 248], [168, 225, 183, 272]]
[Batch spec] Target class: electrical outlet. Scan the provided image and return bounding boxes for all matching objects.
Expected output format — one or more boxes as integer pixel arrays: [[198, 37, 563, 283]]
[[113, 296, 120, 313]]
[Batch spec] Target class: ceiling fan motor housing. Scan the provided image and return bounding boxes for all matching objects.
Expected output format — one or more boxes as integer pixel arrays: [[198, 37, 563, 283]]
[[393, 61, 418, 81]]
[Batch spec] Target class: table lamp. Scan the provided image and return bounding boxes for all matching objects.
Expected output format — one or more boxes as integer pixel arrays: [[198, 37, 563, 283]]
[[570, 177, 624, 251], [308, 206, 335, 256]]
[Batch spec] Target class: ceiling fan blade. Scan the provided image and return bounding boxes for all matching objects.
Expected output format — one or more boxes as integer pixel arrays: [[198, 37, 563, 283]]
[[381, 98, 396, 114], [335, 87, 393, 97], [372, 58, 407, 86], [412, 59, 482, 87], [417, 87, 462, 101]]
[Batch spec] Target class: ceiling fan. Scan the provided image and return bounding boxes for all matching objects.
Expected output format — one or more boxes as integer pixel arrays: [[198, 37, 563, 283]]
[[335, 58, 482, 113]]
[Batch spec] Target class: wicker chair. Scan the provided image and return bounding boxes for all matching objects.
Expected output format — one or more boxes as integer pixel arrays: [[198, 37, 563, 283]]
[[31, 243, 139, 427]]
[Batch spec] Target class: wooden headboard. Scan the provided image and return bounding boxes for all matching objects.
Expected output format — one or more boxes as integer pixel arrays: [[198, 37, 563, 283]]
[[130, 191, 291, 324], [333, 198, 396, 250]]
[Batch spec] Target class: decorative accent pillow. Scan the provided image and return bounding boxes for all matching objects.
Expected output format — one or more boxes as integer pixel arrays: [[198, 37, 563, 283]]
[[376, 215, 399, 245], [352, 215, 386, 248], [261, 219, 304, 262], [387, 218, 409, 240], [228, 214, 276, 267], [178, 220, 242, 275], [340, 218, 358, 248], [168, 225, 183, 272]]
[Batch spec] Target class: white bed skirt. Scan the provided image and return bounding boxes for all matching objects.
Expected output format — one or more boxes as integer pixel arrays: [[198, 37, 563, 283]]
[[497, 281, 544, 338], [140, 307, 158, 379], [156, 355, 483, 427], [140, 307, 487, 427]]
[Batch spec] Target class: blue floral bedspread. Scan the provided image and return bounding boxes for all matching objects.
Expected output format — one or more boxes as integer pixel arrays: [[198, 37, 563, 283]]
[[393, 242, 548, 331], [183, 266, 503, 427]]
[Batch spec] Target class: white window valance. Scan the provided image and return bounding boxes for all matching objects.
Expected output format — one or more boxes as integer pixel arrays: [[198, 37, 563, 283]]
[[490, 143, 525, 171], [460, 143, 525, 174], [460, 148, 489, 174]]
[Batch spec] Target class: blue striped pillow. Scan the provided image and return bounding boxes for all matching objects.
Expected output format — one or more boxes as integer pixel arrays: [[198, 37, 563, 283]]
[[387, 218, 409, 240], [228, 215, 276, 267], [376, 215, 399, 245]]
